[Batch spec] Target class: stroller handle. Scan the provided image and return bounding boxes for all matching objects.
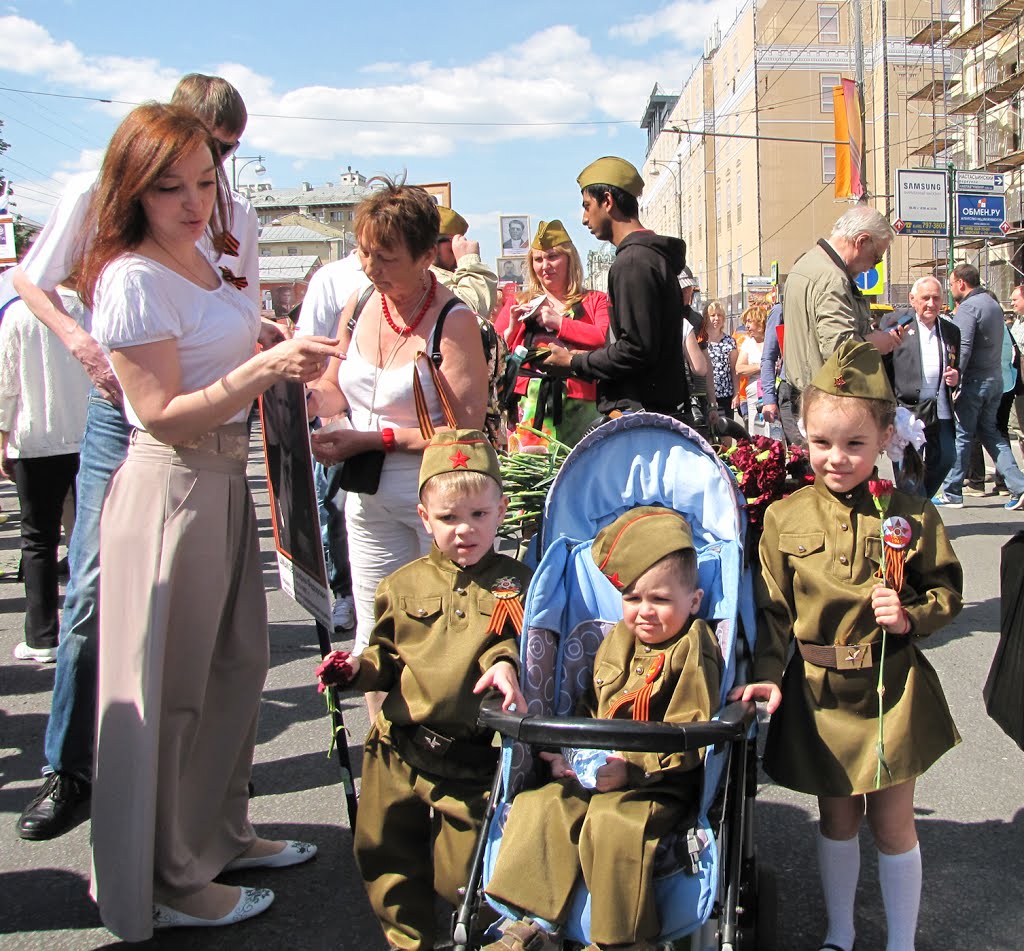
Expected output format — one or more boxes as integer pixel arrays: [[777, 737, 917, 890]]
[[478, 697, 756, 752]]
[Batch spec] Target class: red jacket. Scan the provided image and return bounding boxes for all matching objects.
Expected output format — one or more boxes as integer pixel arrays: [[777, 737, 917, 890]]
[[494, 290, 610, 401]]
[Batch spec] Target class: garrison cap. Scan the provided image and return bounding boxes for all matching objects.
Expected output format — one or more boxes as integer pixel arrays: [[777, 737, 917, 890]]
[[591, 506, 695, 590], [810, 340, 896, 403], [532, 219, 573, 251], [436, 206, 469, 238], [577, 156, 644, 198], [419, 429, 502, 495]]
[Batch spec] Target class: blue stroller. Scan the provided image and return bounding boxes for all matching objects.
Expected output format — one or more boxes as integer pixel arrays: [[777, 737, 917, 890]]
[[454, 413, 775, 951]]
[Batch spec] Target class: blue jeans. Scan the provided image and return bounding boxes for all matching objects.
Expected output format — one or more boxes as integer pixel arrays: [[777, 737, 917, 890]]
[[312, 455, 351, 598], [43, 393, 130, 779], [944, 378, 1024, 497]]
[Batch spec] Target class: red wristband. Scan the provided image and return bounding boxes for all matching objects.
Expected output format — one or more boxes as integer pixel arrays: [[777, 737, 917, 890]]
[[381, 427, 396, 453]]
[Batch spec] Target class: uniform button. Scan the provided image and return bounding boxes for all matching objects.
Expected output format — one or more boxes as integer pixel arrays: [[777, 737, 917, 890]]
[[635, 666, 644, 674], [839, 555, 848, 565], [841, 523, 849, 531], [797, 545, 806, 553], [454, 609, 466, 618], [596, 678, 603, 685], [643, 645, 652, 653], [454, 587, 466, 595], [417, 609, 427, 616]]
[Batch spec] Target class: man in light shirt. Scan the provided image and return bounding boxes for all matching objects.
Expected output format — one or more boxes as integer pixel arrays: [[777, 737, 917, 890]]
[[1009, 285, 1024, 457]]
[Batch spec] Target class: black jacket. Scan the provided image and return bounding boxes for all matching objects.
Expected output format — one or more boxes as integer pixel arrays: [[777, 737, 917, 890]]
[[883, 315, 961, 409], [571, 231, 689, 415]]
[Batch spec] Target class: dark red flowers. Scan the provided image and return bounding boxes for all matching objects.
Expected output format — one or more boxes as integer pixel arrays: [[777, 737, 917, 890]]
[[717, 436, 814, 530], [316, 650, 355, 693]]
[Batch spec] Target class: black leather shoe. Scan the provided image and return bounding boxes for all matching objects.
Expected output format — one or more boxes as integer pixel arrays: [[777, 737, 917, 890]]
[[17, 773, 91, 841]]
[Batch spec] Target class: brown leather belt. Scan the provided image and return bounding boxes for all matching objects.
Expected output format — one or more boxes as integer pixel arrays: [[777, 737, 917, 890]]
[[798, 640, 879, 670], [396, 724, 499, 768]]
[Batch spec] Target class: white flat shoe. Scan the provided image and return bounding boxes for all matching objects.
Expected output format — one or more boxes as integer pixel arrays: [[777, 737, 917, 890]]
[[153, 886, 274, 929], [223, 839, 317, 871]]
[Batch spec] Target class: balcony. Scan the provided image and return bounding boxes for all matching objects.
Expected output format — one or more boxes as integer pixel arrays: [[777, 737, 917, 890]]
[[946, 0, 1024, 49], [908, 134, 963, 157], [908, 17, 959, 44]]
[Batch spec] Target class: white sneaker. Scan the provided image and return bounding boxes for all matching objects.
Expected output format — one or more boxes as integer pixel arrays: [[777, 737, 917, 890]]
[[14, 642, 57, 663], [332, 595, 355, 632]]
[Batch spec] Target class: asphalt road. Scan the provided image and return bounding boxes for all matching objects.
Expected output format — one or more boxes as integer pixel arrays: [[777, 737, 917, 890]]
[[1, 437, 1022, 950]]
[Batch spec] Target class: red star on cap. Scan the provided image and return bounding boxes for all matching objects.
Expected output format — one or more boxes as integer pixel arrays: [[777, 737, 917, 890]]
[[834, 375, 847, 388], [607, 571, 623, 589], [449, 449, 470, 469]]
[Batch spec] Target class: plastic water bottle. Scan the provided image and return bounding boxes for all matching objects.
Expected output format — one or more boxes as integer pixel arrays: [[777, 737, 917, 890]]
[[500, 345, 529, 405], [562, 747, 609, 789]]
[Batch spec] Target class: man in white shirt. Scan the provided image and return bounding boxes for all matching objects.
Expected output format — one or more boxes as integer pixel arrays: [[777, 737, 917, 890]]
[[14, 74, 268, 842], [1009, 285, 1024, 458]]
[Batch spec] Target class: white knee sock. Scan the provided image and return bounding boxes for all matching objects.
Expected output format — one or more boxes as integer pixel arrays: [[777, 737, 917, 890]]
[[817, 830, 860, 951], [878, 843, 922, 951]]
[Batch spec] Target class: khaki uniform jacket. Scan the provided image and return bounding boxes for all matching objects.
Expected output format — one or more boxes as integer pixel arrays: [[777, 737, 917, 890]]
[[782, 241, 873, 392], [753, 479, 963, 795], [485, 618, 721, 944], [431, 255, 498, 320], [353, 545, 531, 774]]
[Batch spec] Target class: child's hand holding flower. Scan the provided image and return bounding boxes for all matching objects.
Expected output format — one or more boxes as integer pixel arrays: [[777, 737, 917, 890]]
[[316, 649, 358, 692], [871, 584, 910, 635], [593, 755, 629, 793]]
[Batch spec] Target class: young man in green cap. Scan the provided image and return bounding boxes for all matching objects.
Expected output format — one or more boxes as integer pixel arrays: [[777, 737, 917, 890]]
[[483, 506, 722, 951], [316, 429, 531, 951], [432, 205, 498, 320], [542, 156, 698, 421]]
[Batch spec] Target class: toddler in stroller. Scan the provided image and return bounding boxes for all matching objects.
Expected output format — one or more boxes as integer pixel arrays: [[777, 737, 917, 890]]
[[483, 506, 722, 950], [460, 414, 769, 951]]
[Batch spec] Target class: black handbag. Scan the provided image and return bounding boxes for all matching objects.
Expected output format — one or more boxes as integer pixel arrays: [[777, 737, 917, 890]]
[[912, 396, 938, 428], [338, 449, 385, 494]]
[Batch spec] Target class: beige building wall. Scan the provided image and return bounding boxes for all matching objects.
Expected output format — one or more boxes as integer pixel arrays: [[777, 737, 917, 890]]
[[642, 0, 955, 314]]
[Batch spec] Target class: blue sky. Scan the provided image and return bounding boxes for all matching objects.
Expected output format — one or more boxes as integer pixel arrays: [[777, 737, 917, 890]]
[[0, 0, 737, 268]]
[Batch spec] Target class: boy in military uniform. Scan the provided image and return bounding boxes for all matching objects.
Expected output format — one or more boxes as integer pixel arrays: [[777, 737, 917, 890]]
[[317, 430, 531, 951], [483, 507, 722, 951]]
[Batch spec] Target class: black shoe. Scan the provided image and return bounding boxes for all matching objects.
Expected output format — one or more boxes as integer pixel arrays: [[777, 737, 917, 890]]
[[17, 773, 91, 841]]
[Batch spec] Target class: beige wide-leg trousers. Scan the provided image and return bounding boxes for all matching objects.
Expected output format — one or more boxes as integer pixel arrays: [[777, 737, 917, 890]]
[[90, 427, 269, 942]]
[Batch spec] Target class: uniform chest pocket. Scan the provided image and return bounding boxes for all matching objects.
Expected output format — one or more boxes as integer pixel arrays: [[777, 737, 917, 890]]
[[592, 660, 621, 689], [476, 592, 496, 617], [778, 532, 826, 557], [864, 535, 882, 565], [400, 596, 443, 621]]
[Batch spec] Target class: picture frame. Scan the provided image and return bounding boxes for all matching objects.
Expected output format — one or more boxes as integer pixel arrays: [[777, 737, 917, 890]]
[[499, 215, 530, 255], [496, 256, 529, 287]]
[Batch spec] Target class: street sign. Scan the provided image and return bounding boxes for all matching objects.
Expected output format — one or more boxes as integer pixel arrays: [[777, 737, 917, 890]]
[[956, 171, 1005, 193], [893, 218, 906, 233], [770, 260, 779, 285], [855, 259, 886, 295], [955, 192, 1007, 237], [896, 169, 948, 236]]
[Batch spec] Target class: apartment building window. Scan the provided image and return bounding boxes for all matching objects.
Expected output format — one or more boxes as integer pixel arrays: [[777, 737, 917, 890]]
[[287, 247, 299, 256], [818, 4, 840, 43], [822, 145, 837, 183], [736, 167, 742, 225], [716, 181, 722, 233], [330, 211, 344, 221], [737, 245, 743, 275], [726, 183, 732, 230], [820, 73, 842, 112]]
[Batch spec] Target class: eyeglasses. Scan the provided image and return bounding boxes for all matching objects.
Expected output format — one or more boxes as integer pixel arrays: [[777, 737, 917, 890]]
[[214, 138, 240, 160], [436, 236, 452, 245], [862, 235, 886, 267]]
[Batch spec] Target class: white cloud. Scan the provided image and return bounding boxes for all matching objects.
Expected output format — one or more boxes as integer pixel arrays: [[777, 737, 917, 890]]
[[611, 0, 743, 48], [5, 147, 101, 222], [0, 15, 698, 163]]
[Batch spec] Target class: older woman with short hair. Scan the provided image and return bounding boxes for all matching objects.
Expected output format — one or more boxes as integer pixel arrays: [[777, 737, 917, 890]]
[[736, 304, 768, 436], [307, 181, 488, 668]]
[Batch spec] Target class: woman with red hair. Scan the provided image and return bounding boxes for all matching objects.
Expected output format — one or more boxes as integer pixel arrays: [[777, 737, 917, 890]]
[[81, 103, 337, 941]]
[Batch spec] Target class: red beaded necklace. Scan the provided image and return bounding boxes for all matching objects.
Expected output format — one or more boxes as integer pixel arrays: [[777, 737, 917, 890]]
[[380, 271, 437, 337]]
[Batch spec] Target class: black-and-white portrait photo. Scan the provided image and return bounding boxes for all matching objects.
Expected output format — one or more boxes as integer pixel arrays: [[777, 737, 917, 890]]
[[496, 256, 528, 286], [500, 215, 530, 254]]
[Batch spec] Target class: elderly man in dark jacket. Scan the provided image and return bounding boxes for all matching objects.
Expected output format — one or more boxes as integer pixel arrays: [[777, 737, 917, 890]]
[[883, 275, 960, 498]]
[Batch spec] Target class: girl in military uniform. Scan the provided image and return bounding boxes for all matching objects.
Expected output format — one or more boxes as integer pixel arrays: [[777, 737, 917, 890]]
[[734, 341, 963, 951], [483, 507, 722, 951]]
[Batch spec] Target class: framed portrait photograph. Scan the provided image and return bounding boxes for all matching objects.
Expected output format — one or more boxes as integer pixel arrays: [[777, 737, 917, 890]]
[[417, 181, 452, 207], [496, 256, 529, 287], [500, 215, 530, 255]]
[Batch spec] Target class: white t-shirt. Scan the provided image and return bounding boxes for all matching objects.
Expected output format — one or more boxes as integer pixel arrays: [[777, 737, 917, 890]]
[[12, 171, 260, 309], [92, 255, 260, 430], [295, 250, 371, 339]]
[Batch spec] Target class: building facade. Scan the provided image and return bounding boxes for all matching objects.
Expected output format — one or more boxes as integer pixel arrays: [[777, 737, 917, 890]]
[[641, 0, 957, 314]]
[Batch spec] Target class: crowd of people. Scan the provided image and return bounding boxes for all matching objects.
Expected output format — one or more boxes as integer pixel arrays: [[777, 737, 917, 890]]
[[0, 68, 1020, 951]]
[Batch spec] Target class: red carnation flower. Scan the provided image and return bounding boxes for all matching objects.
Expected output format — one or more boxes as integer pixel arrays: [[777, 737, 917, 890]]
[[316, 650, 355, 693]]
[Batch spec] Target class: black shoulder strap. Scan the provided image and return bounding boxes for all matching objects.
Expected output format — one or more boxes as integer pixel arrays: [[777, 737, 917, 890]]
[[816, 238, 862, 299], [345, 285, 377, 335], [429, 298, 462, 367]]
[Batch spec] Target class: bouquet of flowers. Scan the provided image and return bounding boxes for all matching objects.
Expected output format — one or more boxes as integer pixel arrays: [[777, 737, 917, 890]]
[[716, 435, 814, 540], [499, 426, 570, 542]]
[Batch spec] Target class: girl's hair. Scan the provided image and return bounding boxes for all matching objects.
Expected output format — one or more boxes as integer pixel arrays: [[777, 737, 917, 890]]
[[354, 177, 440, 261], [420, 470, 501, 503], [703, 300, 726, 321], [522, 242, 585, 307], [77, 103, 232, 310]]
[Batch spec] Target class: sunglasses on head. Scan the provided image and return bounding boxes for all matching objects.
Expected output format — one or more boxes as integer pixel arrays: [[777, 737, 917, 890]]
[[215, 138, 240, 159]]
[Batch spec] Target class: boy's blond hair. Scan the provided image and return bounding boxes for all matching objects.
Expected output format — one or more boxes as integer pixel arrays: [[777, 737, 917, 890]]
[[420, 469, 500, 503]]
